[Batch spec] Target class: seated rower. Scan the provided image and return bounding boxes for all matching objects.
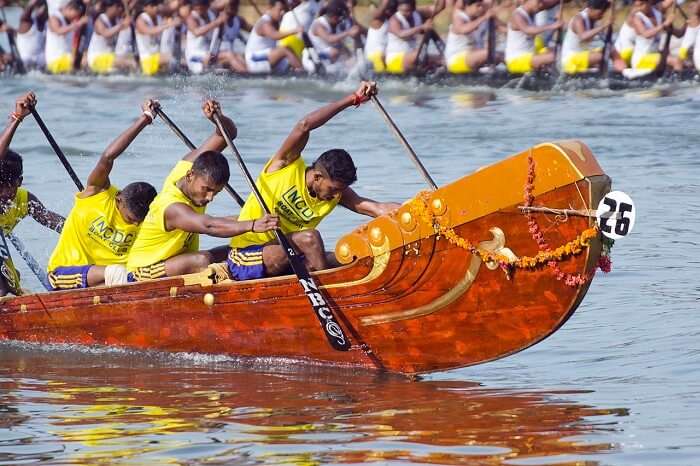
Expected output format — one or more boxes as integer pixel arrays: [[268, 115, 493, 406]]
[[0, 93, 65, 296], [244, 0, 304, 74], [279, 0, 322, 59], [45, 0, 88, 74], [126, 100, 278, 281], [444, 0, 501, 74], [679, 0, 700, 67], [16, 0, 49, 70], [208, 0, 252, 73], [613, 0, 642, 70], [504, 0, 563, 75], [304, 0, 361, 73], [185, 0, 231, 74], [630, 0, 678, 73], [534, 0, 562, 53], [86, 0, 134, 74], [364, 0, 398, 73], [47, 99, 159, 290], [560, 0, 612, 75], [385, 0, 446, 74], [135, 0, 181, 76], [225, 81, 401, 281]]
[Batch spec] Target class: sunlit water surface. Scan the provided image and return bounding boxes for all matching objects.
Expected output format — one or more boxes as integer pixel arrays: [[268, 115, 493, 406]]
[[0, 68, 699, 465]]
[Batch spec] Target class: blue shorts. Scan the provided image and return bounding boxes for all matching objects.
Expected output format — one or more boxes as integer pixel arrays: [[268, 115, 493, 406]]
[[48, 265, 92, 291], [227, 245, 265, 281]]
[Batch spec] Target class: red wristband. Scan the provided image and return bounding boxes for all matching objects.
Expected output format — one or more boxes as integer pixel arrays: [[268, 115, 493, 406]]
[[9, 112, 23, 123], [352, 92, 368, 107]]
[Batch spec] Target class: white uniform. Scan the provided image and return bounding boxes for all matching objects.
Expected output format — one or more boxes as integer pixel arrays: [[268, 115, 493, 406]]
[[47, 0, 68, 16], [365, 21, 388, 61], [505, 7, 534, 62], [87, 13, 117, 69], [560, 9, 594, 73], [135, 13, 162, 57], [534, 4, 559, 47], [444, 11, 487, 64], [693, 26, 700, 71], [45, 12, 73, 69], [245, 14, 286, 73], [185, 10, 216, 73], [279, 0, 321, 33], [386, 11, 422, 56], [680, 23, 699, 60], [631, 9, 662, 69], [614, 19, 637, 62], [16, 14, 46, 67], [115, 27, 133, 57]]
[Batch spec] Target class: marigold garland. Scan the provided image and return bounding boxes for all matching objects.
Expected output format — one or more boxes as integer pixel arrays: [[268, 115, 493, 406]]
[[407, 151, 613, 287]]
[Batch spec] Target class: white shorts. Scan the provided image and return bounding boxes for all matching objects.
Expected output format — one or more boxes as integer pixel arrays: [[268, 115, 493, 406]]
[[186, 53, 206, 74], [245, 49, 288, 74]]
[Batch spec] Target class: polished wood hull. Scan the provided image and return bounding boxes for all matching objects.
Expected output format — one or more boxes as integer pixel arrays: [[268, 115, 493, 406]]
[[0, 140, 610, 375]]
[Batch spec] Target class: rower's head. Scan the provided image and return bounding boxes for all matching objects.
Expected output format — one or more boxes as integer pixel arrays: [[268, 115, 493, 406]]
[[657, 0, 673, 12], [191, 0, 210, 16], [183, 151, 231, 207], [521, 0, 541, 14], [268, 0, 288, 22], [0, 150, 24, 203], [307, 149, 357, 202], [325, 0, 348, 26], [385, 0, 398, 17], [463, 0, 486, 16], [116, 182, 158, 225], [102, 0, 125, 20], [396, 0, 416, 16], [587, 0, 610, 19], [225, 0, 240, 16], [63, 0, 86, 21], [141, 0, 162, 17]]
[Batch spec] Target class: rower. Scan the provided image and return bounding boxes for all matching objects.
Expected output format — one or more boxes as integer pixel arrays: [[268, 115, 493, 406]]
[[364, 0, 398, 73], [385, 0, 446, 74], [45, 0, 88, 74], [0, 93, 65, 296], [135, 0, 181, 76], [244, 0, 303, 74], [86, 0, 133, 74], [47, 99, 158, 290], [560, 0, 611, 75], [614, 0, 643, 69], [504, 0, 563, 74], [630, 0, 678, 72], [444, 0, 500, 74], [208, 0, 251, 73], [225, 81, 400, 281], [534, 0, 562, 53], [278, 0, 322, 59], [184, 0, 230, 74], [304, 0, 361, 73], [16, 0, 49, 70], [679, 0, 700, 66], [126, 100, 278, 281]]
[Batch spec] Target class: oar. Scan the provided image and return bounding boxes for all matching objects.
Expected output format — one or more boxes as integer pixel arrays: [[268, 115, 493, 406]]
[[552, 0, 565, 69], [210, 23, 225, 63], [249, 0, 263, 18], [154, 107, 245, 207], [599, 0, 615, 78], [1, 8, 26, 74], [486, 6, 497, 67], [172, 21, 183, 73], [211, 111, 350, 351], [0, 230, 24, 295], [370, 95, 437, 190], [656, 2, 675, 77], [7, 233, 51, 291], [415, 0, 441, 70], [30, 109, 84, 191]]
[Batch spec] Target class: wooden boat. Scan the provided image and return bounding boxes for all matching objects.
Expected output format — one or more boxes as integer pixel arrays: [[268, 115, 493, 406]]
[[0, 140, 610, 375]]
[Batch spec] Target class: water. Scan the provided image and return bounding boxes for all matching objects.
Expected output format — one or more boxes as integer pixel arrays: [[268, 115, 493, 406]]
[[1, 71, 700, 465]]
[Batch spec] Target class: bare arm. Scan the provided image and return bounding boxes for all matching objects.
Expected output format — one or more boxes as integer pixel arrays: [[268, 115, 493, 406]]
[[187, 11, 227, 37], [18, 1, 38, 34], [258, 19, 300, 40], [83, 99, 158, 197], [311, 21, 352, 45], [183, 100, 237, 162], [49, 14, 87, 35], [339, 187, 401, 217], [418, 0, 446, 19], [573, 15, 609, 42], [136, 15, 176, 36], [27, 193, 65, 233], [269, 81, 377, 173], [164, 203, 278, 236], [632, 13, 671, 37], [451, 9, 493, 35], [94, 15, 129, 39], [388, 14, 427, 39], [511, 11, 561, 36], [370, 0, 393, 26], [0, 92, 36, 160]]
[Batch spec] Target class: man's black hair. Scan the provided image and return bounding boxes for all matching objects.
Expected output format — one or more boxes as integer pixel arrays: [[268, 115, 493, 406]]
[[587, 0, 610, 10], [313, 149, 357, 186], [397, 0, 415, 7], [0, 150, 24, 185], [191, 0, 210, 7], [325, 0, 347, 17], [464, 0, 482, 5], [191, 151, 231, 186], [121, 182, 157, 222], [102, 0, 124, 8], [269, 0, 285, 7], [66, 0, 87, 15]]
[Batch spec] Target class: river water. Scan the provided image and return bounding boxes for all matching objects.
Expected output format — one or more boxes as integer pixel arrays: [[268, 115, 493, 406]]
[[1, 62, 700, 464]]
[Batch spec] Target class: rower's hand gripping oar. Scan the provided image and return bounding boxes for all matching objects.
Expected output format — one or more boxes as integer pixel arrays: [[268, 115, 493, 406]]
[[154, 106, 246, 207], [211, 110, 350, 351], [370, 95, 438, 190], [0, 8, 26, 74], [30, 109, 84, 191]]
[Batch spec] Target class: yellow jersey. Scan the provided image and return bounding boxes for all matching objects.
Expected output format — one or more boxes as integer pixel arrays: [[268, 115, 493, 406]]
[[230, 157, 340, 249], [126, 164, 203, 270], [0, 188, 29, 234], [48, 185, 139, 270]]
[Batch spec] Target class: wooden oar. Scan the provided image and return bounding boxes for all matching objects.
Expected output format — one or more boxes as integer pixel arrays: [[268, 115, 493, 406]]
[[249, 0, 263, 17], [30, 109, 84, 191], [212, 111, 350, 351], [172, 22, 183, 73], [0, 230, 24, 295], [155, 107, 245, 207], [415, 0, 440, 70], [7, 233, 51, 291], [552, 0, 565, 68], [370, 95, 437, 190], [486, 7, 497, 66], [0, 8, 26, 74], [599, 0, 615, 78], [210, 24, 225, 63], [656, 3, 675, 77]]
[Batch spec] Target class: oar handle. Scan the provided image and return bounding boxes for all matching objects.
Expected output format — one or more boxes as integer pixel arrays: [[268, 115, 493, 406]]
[[7, 233, 51, 291], [370, 96, 438, 190], [212, 111, 351, 352], [155, 107, 245, 207], [30, 109, 84, 191]]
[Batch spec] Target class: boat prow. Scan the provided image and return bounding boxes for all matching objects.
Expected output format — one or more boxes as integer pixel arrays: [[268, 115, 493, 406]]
[[0, 140, 610, 375]]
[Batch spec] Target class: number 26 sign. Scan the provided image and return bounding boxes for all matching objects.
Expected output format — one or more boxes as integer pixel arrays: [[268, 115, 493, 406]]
[[596, 191, 636, 240]]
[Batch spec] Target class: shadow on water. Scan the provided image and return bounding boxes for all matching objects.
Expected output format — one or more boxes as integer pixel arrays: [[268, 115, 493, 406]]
[[0, 345, 627, 465]]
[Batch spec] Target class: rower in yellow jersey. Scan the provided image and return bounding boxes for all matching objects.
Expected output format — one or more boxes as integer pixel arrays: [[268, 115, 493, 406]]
[[47, 99, 159, 290], [126, 100, 278, 281], [226, 81, 401, 280], [0, 92, 65, 296]]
